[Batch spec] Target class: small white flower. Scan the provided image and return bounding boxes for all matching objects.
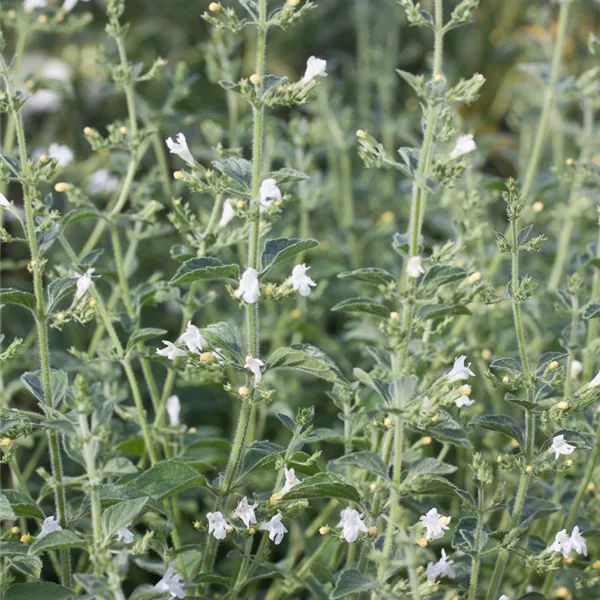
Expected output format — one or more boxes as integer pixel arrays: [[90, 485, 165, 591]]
[[48, 143, 73, 167], [116, 525, 134, 544], [235, 268, 260, 304], [446, 355, 476, 382], [302, 56, 328, 85], [589, 369, 600, 388], [290, 264, 317, 297], [75, 267, 95, 299], [550, 434, 575, 460], [178, 321, 206, 354], [569, 525, 587, 557], [260, 512, 288, 545], [219, 198, 236, 227], [244, 356, 265, 384], [450, 134, 477, 160], [455, 394, 475, 408], [156, 341, 187, 361], [337, 507, 368, 543], [232, 497, 258, 529], [426, 548, 456, 582], [166, 395, 181, 426], [419, 508, 450, 541], [207, 511, 229, 540], [259, 178, 282, 210], [0, 194, 12, 208], [87, 169, 120, 195], [549, 526, 586, 558], [570, 359, 583, 379], [279, 467, 301, 497], [24, 0, 48, 12], [155, 566, 185, 599], [499, 596, 512, 600], [166, 133, 195, 166], [406, 256, 425, 278], [38, 515, 62, 540]]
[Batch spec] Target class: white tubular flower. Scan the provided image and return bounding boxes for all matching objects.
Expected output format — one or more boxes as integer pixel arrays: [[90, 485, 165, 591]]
[[166, 395, 181, 426], [455, 394, 475, 408], [426, 548, 456, 582], [244, 356, 265, 384], [259, 178, 282, 209], [336, 507, 368, 543], [235, 267, 260, 304], [589, 369, 600, 388], [87, 169, 120, 195], [260, 513, 288, 545], [38, 515, 62, 540], [178, 321, 206, 354], [47, 143, 73, 167], [116, 525, 134, 544], [24, 0, 47, 11], [75, 267, 95, 299], [419, 508, 450, 541], [550, 434, 576, 460], [290, 264, 317, 297], [156, 341, 187, 361], [155, 566, 185, 599], [548, 527, 588, 558], [450, 134, 477, 160], [406, 256, 425, 278], [279, 467, 301, 497], [301, 56, 328, 85], [232, 497, 258, 529], [569, 526, 587, 557], [219, 198, 236, 227], [207, 511, 230, 540], [166, 133, 195, 166], [446, 355, 476, 382], [570, 359, 583, 379]]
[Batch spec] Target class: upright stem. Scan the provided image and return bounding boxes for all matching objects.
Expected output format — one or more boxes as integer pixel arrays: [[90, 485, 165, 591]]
[[584, 221, 600, 381], [467, 488, 485, 600]]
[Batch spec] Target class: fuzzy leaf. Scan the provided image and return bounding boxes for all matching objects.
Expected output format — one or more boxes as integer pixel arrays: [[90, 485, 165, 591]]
[[0, 490, 44, 520], [584, 303, 600, 319], [468, 415, 524, 447], [21, 369, 68, 407], [0, 288, 36, 312], [408, 458, 458, 476], [452, 517, 488, 553], [338, 268, 396, 287], [353, 368, 391, 404], [328, 451, 388, 479], [127, 328, 168, 351], [266, 344, 345, 384], [282, 472, 361, 503], [330, 569, 377, 599], [421, 264, 467, 287], [101, 497, 149, 542], [7, 555, 43, 579], [4, 583, 76, 600], [212, 157, 253, 188], [332, 298, 390, 319], [261, 238, 319, 273], [404, 474, 458, 496], [46, 278, 77, 312], [29, 530, 86, 554], [201, 321, 243, 360], [170, 257, 239, 286]]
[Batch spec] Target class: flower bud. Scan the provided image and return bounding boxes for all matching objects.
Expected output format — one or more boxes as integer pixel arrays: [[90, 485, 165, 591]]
[[502, 376, 510, 384], [319, 526, 329, 535], [587, 482, 596, 492], [415, 537, 428, 547], [565, 158, 575, 166], [390, 311, 400, 321], [119, 126, 128, 135], [209, 2, 221, 11], [236, 200, 245, 209], [265, 286, 274, 296], [173, 170, 184, 180], [225, 527, 233, 534], [38, 14, 48, 24], [549, 360, 559, 371], [593, 560, 600, 569], [291, 308, 301, 319], [468, 271, 481, 284], [38, 154, 48, 164], [481, 348, 491, 361], [9, 526, 19, 534], [54, 182, 71, 193], [565, 459, 574, 467], [188, 427, 197, 434], [384, 416, 392, 429], [83, 126, 94, 136], [525, 465, 533, 473], [248, 527, 256, 535], [270, 493, 281, 505], [0, 438, 12, 447], [556, 401, 569, 410], [238, 386, 249, 397], [369, 482, 377, 492], [200, 352, 215, 363], [439, 516, 451, 526], [460, 384, 471, 396], [510, 439, 520, 449], [423, 436, 432, 445], [356, 129, 367, 138], [249, 73, 261, 86], [20, 534, 33, 544], [193, 521, 201, 529], [368, 526, 377, 536], [532, 201, 544, 213], [287, 0, 300, 5]]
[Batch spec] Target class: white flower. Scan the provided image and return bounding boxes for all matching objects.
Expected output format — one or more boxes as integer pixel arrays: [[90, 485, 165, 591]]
[[21, 54, 71, 114], [116, 525, 134, 544], [499, 596, 512, 600], [302, 56, 328, 85], [260, 512, 288, 545], [426, 548, 456, 582], [155, 566, 185, 599], [549, 526, 587, 558], [406, 256, 425, 278], [446, 355, 475, 382], [570, 359, 583, 379], [550, 434, 575, 460], [337, 507, 368, 543], [166, 133, 195, 166], [589, 369, 600, 388], [166, 395, 181, 426], [259, 178, 282, 210], [455, 394, 475, 408], [290, 264, 317, 297], [569, 525, 587, 557], [0, 194, 12, 208], [207, 511, 229, 540], [450, 134, 477, 160], [279, 467, 301, 497], [48, 143, 73, 167], [24, 0, 47, 12], [75, 267, 95, 299], [156, 341, 187, 361], [219, 198, 236, 227], [38, 515, 62, 540], [87, 169, 120, 195], [419, 508, 450, 541], [244, 356, 265, 384], [232, 497, 258, 529], [62, 0, 91, 11], [235, 268, 260, 304], [178, 321, 206, 354]]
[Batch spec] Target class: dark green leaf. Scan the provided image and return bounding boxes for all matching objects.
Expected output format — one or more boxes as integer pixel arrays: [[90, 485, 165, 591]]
[[421, 264, 467, 288], [266, 344, 345, 384], [201, 321, 243, 360], [29, 530, 86, 554], [261, 238, 319, 273], [170, 257, 239, 286], [404, 474, 458, 496], [584, 303, 600, 319], [468, 415, 524, 447], [0, 490, 44, 520], [418, 303, 471, 320], [328, 452, 388, 479], [282, 473, 361, 503], [101, 497, 149, 542], [212, 157, 253, 188], [47, 278, 77, 312], [338, 268, 396, 287], [7, 555, 43, 578], [330, 568, 377, 599], [276, 413, 296, 432], [353, 368, 391, 404], [0, 288, 36, 312], [452, 517, 488, 553], [126, 460, 206, 501], [332, 298, 390, 319], [4, 583, 76, 600], [408, 458, 458, 476], [21, 369, 68, 407], [127, 328, 168, 351]]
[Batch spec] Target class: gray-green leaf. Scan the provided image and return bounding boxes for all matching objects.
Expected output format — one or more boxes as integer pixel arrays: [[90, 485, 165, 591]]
[[170, 258, 239, 286], [261, 238, 319, 274]]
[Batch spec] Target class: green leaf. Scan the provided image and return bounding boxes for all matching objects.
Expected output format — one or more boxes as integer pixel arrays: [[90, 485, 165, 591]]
[[268, 167, 309, 184], [338, 267, 396, 287], [46, 278, 77, 312], [425, 412, 472, 449], [266, 344, 345, 384], [353, 368, 391, 404], [21, 369, 68, 407], [4, 583, 76, 600], [330, 568, 377, 599], [170, 257, 239, 286], [0, 288, 36, 312], [514, 496, 560, 527], [201, 321, 243, 360], [126, 460, 207, 501], [101, 497, 149, 542], [0, 490, 44, 519], [332, 297, 390, 319], [468, 415, 524, 447], [421, 264, 467, 288], [127, 328, 168, 351], [418, 303, 472, 320], [261, 238, 319, 274], [328, 452, 388, 479], [212, 157, 253, 188], [281, 472, 361, 503], [8, 554, 43, 578], [403, 474, 459, 496], [408, 458, 458, 476], [29, 530, 86, 554], [0, 493, 16, 519], [584, 303, 600, 319], [276, 413, 296, 432], [452, 517, 488, 553], [102, 457, 139, 476], [95, 484, 166, 516]]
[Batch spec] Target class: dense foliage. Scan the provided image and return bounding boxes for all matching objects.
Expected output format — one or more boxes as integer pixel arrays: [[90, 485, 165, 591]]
[[1, 0, 600, 599]]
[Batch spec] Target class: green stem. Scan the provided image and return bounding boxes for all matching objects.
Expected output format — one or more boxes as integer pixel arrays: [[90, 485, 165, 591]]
[[584, 220, 600, 381], [467, 488, 485, 600]]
